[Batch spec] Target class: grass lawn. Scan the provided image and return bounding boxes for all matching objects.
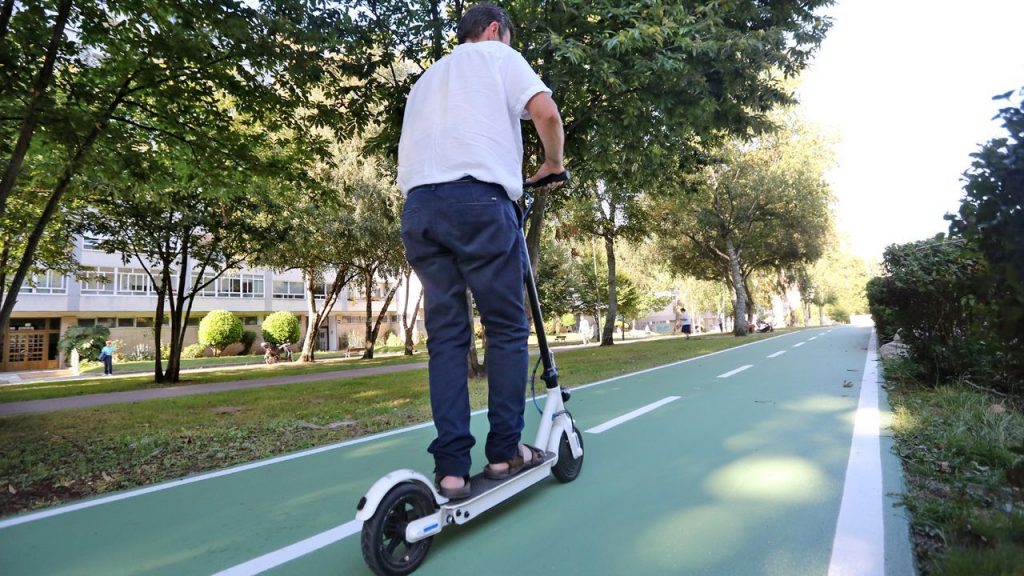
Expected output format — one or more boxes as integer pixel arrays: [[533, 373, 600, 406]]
[[0, 330, 788, 516], [885, 359, 1024, 575]]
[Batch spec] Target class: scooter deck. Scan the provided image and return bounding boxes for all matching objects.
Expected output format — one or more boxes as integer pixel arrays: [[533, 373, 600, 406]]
[[454, 450, 557, 502]]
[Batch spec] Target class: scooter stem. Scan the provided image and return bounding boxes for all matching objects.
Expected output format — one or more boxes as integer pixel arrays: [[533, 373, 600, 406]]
[[520, 191, 560, 390]]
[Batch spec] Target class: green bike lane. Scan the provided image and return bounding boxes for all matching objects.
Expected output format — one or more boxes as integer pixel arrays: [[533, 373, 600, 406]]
[[0, 326, 912, 575]]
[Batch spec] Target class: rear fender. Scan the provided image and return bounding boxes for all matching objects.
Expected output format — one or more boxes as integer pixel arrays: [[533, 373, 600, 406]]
[[355, 469, 444, 521]]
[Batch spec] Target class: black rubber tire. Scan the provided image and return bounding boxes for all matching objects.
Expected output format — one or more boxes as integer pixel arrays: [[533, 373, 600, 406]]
[[360, 483, 436, 576], [551, 425, 584, 483]]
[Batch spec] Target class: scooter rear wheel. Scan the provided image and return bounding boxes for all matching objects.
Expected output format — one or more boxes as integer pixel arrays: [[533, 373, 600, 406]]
[[361, 482, 435, 576], [552, 425, 584, 483]]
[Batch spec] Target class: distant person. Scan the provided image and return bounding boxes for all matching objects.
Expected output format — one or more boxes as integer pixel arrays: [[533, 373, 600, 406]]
[[578, 317, 592, 345], [99, 340, 116, 376], [679, 308, 692, 340]]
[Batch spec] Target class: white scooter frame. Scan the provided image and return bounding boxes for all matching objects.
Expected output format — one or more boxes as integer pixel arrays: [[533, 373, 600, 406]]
[[355, 173, 583, 576], [355, 384, 582, 541]]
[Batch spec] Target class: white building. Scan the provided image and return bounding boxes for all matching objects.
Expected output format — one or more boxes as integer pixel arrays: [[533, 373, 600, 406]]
[[2, 237, 422, 372]]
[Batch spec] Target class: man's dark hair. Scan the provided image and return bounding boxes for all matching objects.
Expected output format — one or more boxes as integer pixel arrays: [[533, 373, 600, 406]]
[[457, 3, 515, 44]]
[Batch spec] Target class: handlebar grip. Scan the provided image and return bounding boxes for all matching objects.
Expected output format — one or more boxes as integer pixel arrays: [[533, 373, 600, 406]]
[[523, 170, 570, 189]]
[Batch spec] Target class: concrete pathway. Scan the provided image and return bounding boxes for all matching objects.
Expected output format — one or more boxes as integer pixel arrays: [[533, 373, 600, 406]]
[[0, 361, 429, 416]]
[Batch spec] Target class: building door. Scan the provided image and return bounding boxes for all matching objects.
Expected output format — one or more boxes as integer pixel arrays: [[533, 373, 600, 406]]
[[318, 327, 329, 352], [2, 318, 60, 372]]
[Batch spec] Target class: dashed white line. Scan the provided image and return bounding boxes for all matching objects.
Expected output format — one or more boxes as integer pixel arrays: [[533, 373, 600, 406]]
[[767, 351, 786, 358], [585, 396, 680, 434], [809, 336, 818, 341], [212, 520, 362, 576], [717, 365, 753, 378], [828, 331, 884, 575], [793, 342, 805, 348]]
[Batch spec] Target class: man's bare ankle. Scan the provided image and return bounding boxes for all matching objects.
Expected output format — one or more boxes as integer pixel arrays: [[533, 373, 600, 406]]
[[439, 475, 465, 489]]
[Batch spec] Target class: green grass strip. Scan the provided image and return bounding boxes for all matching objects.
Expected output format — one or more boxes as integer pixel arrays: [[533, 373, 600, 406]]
[[885, 359, 1024, 575]]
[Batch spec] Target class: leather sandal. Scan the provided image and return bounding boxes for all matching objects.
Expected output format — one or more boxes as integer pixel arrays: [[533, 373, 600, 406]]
[[435, 474, 472, 500], [483, 444, 545, 481]]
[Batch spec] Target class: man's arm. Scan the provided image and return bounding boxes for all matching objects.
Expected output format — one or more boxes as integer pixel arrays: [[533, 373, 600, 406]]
[[525, 91, 565, 185]]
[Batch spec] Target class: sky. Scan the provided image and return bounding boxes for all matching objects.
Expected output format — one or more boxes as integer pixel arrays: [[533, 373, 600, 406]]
[[796, 1, 1024, 262]]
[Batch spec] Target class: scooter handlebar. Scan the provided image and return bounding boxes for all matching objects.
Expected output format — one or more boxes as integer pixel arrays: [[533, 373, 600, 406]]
[[523, 170, 570, 189]]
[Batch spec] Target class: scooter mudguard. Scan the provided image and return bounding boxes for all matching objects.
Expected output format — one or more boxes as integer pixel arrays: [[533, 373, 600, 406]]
[[355, 469, 445, 521], [548, 416, 581, 457]]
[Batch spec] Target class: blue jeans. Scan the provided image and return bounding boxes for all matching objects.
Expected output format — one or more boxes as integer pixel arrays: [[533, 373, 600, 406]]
[[103, 355, 113, 375], [401, 180, 530, 478]]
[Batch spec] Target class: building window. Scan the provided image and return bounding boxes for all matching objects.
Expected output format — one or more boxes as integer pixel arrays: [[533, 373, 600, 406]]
[[83, 236, 104, 250], [117, 268, 153, 295], [240, 316, 259, 326], [80, 266, 116, 294], [199, 271, 264, 298], [217, 273, 264, 298], [22, 270, 67, 294], [117, 318, 134, 328], [135, 317, 153, 328], [273, 280, 305, 299]]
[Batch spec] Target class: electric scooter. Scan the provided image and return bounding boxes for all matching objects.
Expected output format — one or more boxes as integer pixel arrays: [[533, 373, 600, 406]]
[[355, 172, 583, 576]]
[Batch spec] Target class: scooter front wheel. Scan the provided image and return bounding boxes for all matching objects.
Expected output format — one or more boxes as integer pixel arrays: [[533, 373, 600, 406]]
[[552, 425, 584, 483], [360, 482, 436, 576]]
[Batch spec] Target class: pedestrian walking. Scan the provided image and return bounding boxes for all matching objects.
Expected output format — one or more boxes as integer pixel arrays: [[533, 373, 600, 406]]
[[680, 308, 692, 340]]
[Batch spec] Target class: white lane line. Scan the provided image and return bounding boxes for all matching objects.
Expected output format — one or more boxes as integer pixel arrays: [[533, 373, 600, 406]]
[[585, 396, 680, 434], [212, 520, 362, 576], [767, 351, 786, 358], [717, 365, 752, 378], [828, 331, 884, 575], [793, 342, 805, 348], [809, 336, 818, 341]]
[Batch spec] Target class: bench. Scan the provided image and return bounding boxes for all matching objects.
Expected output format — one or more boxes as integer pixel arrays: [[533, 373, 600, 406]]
[[554, 335, 567, 342]]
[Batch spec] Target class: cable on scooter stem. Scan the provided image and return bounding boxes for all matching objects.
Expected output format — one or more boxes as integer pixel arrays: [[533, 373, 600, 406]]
[[530, 356, 544, 414]]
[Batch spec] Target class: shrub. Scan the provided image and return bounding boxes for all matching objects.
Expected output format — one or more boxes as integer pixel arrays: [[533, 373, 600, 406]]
[[238, 330, 257, 355], [181, 343, 208, 359], [262, 311, 300, 346], [560, 313, 576, 330], [58, 325, 110, 361], [866, 237, 988, 386], [125, 343, 155, 361], [384, 331, 402, 348], [198, 310, 243, 357]]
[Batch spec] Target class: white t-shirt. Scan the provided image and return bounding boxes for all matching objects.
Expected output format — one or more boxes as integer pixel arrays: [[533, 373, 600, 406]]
[[397, 41, 551, 201], [680, 312, 692, 326]]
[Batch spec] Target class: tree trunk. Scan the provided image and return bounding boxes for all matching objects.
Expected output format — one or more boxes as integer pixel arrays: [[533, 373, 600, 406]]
[[301, 273, 321, 362], [743, 275, 755, 323], [466, 288, 486, 378], [0, 0, 17, 42], [403, 292, 422, 356], [524, 192, 547, 275], [0, 0, 73, 222], [818, 303, 824, 326], [153, 276, 167, 384], [728, 239, 748, 336], [400, 266, 422, 356], [600, 235, 617, 346], [362, 275, 401, 360]]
